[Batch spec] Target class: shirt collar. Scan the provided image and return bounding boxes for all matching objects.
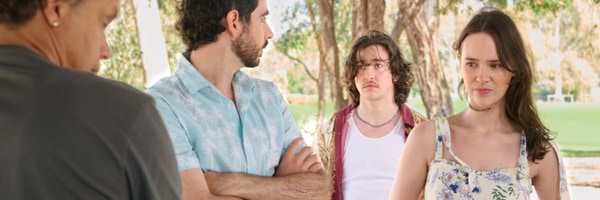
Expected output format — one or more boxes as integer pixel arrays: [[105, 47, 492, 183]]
[[232, 69, 253, 92], [400, 103, 416, 128], [174, 52, 254, 94], [174, 52, 212, 94]]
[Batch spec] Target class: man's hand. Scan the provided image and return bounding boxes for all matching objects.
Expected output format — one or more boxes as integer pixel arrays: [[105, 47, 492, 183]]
[[276, 138, 322, 177]]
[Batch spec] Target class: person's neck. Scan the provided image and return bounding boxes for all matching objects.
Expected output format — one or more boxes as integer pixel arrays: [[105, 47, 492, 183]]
[[0, 14, 61, 66], [189, 42, 243, 100], [356, 99, 399, 124], [459, 103, 512, 135]]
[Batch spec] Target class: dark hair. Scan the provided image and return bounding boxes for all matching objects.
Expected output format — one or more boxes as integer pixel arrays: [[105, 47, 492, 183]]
[[344, 30, 414, 107], [0, 0, 83, 27], [0, 0, 45, 27], [176, 0, 258, 52], [453, 9, 552, 162]]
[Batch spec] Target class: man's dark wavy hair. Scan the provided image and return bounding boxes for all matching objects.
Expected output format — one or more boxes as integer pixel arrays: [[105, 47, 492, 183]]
[[344, 30, 414, 107], [0, 0, 82, 28], [176, 0, 258, 52]]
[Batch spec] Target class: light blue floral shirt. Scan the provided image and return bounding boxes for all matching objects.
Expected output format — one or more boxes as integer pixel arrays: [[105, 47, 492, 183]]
[[146, 53, 302, 176]]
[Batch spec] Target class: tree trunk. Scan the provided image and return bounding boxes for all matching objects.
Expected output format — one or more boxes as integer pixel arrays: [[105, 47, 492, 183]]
[[316, 0, 344, 111], [553, 13, 564, 101], [316, 57, 327, 131], [131, 0, 171, 88], [352, 0, 385, 42], [406, 11, 453, 118], [391, 0, 425, 42], [391, 0, 452, 118], [307, 0, 327, 131]]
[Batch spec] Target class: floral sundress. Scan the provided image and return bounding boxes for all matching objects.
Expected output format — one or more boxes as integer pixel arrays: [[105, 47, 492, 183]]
[[423, 116, 570, 200]]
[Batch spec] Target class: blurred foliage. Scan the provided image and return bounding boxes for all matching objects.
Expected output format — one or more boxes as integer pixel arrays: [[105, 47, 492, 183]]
[[274, 1, 316, 94], [275, 2, 312, 54], [157, 0, 186, 72], [439, 0, 574, 21], [334, 0, 352, 57], [439, 0, 460, 15], [100, 0, 598, 102], [520, 0, 598, 101], [274, 0, 352, 95], [287, 69, 312, 94], [516, 0, 574, 16], [101, 0, 184, 90], [101, 0, 145, 90]]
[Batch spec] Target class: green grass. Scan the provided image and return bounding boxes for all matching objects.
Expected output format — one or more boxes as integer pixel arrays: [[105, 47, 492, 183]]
[[289, 97, 600, 155], [536, 103, 600, 151], [560, 149, 600, 157], [288, 102, 335, 122]]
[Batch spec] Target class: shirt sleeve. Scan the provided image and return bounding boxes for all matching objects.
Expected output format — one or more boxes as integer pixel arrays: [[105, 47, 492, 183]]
[[313, 115, 336, 184], [274, 84, 305, 155], [124, 98, 181, 200], [152, 95, 201, 171]]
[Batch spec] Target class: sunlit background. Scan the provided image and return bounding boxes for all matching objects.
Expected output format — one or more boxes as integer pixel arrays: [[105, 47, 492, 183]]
[[101, 0, 600, 197]]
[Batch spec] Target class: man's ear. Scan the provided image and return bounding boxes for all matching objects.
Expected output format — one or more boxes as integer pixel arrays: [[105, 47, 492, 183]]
[[224, 10, 243, 38], [41, 0, 71, 27]]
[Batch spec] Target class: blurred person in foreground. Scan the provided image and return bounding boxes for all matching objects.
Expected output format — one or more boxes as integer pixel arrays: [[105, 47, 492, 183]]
[[0, 0, 181, 199], [389, 9, 570, 200], [145, 0, 328, 199], [314, 30, 426, 200]]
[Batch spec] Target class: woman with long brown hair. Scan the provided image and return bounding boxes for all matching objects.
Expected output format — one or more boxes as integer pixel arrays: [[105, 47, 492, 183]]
[[389, 9, 570, 199]]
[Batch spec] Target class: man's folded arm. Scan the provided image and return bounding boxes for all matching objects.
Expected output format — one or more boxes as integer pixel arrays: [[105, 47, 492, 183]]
[[203, 138, 330, 200], [181, 169, 244, 200], [204, 170, 330, 200]]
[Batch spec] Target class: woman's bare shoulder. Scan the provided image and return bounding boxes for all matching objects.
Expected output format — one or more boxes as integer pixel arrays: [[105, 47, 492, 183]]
[[405, 118, 439, 163], [530, 141, 561, 177], [409, 119, 436, 140]]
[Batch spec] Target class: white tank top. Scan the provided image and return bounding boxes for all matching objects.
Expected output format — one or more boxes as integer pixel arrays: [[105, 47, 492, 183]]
[[342, 116, 405, 200]]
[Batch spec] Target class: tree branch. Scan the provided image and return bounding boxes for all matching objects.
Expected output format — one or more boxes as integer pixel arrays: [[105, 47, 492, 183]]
[[391, 0, 426, 42], [281, 52, 319, 82]]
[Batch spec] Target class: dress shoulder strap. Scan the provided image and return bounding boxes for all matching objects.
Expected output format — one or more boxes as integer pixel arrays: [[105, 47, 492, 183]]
[[432, 116, 448, 160], [515, 133, 530, 180]]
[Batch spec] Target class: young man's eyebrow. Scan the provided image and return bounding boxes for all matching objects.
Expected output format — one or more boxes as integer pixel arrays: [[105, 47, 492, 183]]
[[260, 10, 269, 17]]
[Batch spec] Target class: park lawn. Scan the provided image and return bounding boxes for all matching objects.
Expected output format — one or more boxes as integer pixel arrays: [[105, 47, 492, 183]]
[[289, 97, 600, 156], [536, 103, 600, 151], [288, 102, 335, 122]]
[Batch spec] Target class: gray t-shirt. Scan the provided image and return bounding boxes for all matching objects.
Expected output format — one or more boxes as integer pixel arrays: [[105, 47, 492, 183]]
[[0, 45, 181, 200]]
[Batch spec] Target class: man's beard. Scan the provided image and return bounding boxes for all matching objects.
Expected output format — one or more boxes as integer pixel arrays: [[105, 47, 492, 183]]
[[232, 29, 267, 68]]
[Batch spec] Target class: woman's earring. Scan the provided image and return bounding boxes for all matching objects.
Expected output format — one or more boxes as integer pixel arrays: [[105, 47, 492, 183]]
[[51, 21, 59, 28]]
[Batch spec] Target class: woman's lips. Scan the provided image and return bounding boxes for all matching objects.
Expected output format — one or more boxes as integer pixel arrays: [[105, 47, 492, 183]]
[[474, 88, 492, 95]]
